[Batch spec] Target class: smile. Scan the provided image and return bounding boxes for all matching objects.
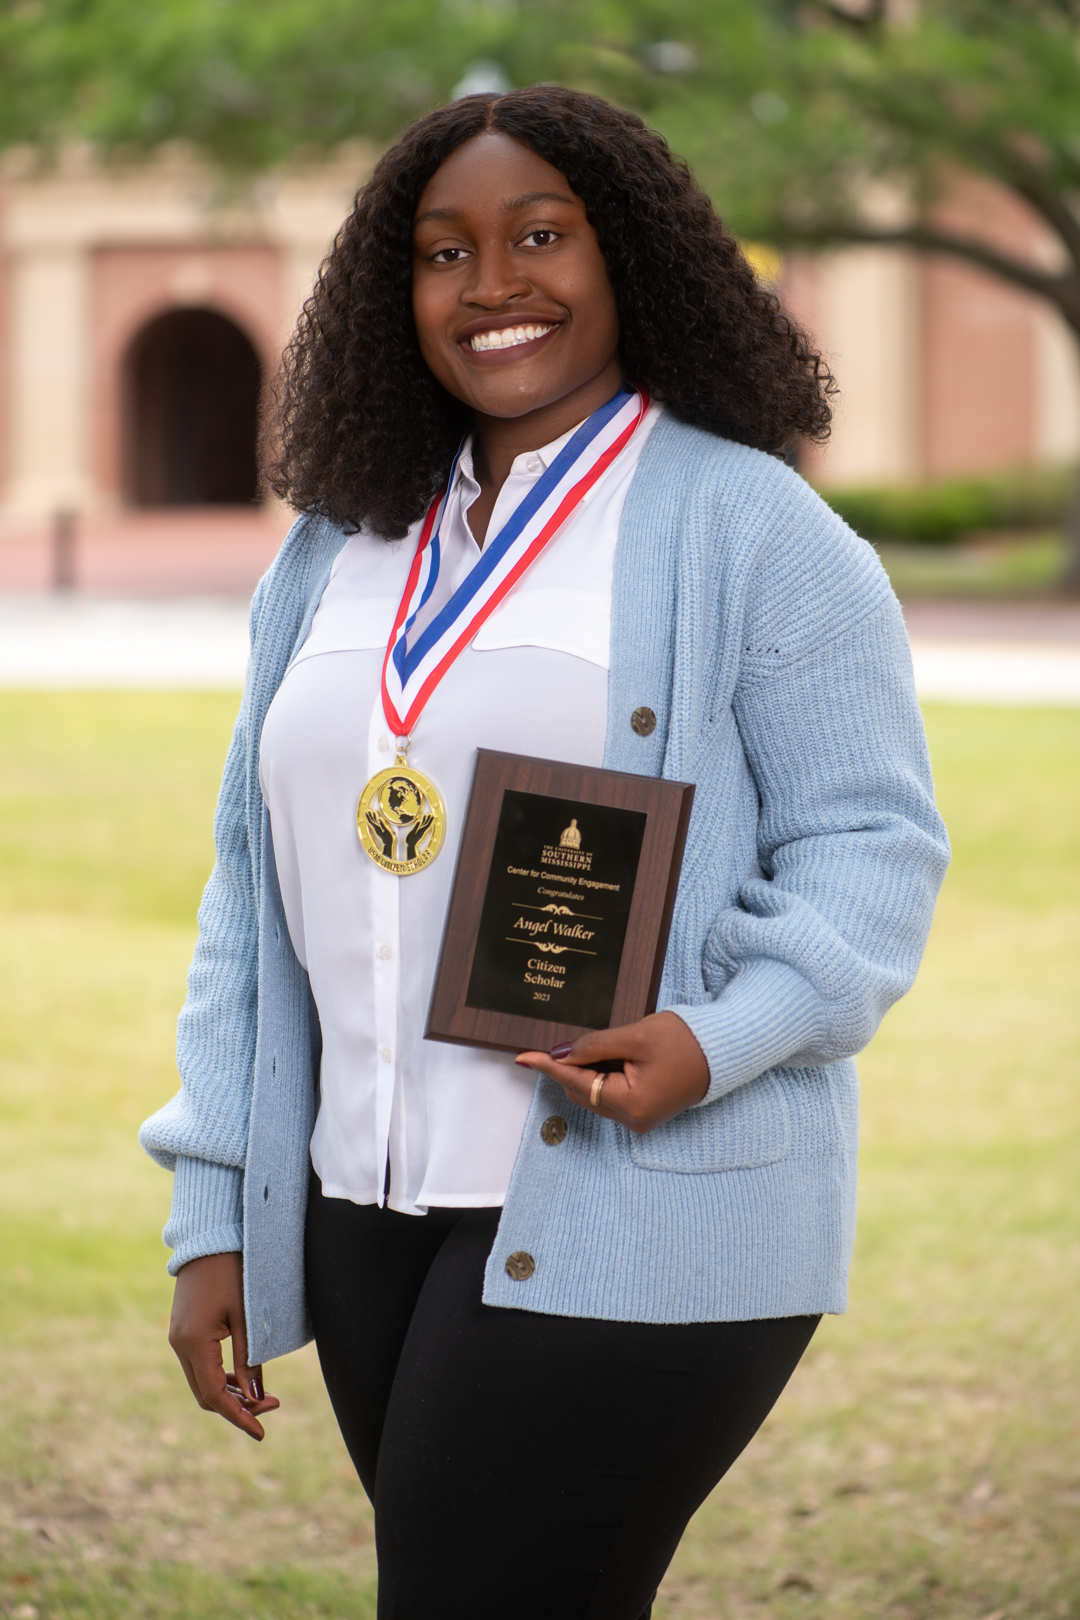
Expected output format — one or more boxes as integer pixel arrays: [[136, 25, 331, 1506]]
[[469, 323, 556, 352]]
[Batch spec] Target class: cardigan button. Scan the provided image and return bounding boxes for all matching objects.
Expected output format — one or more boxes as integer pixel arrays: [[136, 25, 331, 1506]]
[[631, 706, 657, 736], [540, 1115, 568, 1145], [505, 1251, 536, 1281]]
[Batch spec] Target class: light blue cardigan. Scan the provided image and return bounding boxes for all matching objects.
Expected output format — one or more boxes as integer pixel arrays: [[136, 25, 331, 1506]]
[[140, 415, 948, 1364]]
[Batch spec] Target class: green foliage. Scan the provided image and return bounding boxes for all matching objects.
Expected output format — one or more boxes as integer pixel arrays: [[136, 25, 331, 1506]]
[[0, 3, 1074, 218], [662, 1, 1080, 242], [0, 0, 469, 166], [0, 0, 759, 169], [822, 463, 1076, 544]]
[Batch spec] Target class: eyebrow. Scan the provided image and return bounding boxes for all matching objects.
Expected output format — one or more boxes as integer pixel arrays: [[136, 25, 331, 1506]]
[[414, 190, 578, 226], [503, 190, 577, 210]]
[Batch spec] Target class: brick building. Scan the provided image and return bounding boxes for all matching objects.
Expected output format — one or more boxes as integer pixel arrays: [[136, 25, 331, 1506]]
[[0, 143, 366, 524], [788, 176, 1080, 491], [0, 146, 1076, 529]]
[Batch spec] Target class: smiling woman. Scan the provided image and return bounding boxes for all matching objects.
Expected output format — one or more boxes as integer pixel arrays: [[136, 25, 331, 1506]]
[[409, 133, 623, 541], [142, 85, 949, 1620]]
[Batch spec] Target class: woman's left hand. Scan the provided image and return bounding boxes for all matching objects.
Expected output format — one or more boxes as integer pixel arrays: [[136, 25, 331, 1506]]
[[515, 1010, 710, 1134]]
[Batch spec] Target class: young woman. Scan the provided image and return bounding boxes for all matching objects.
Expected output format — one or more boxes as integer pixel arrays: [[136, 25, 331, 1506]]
[[142, 86, 948, 1620]]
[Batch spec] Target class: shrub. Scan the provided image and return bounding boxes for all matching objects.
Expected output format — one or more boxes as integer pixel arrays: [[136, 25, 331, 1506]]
[[820, 464, 1075, 545]]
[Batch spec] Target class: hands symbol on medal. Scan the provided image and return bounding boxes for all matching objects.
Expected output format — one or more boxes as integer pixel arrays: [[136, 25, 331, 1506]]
[[365, 809, 435, 862], [366, 812, 394, 859], [516, 1010, 709, 1135], [405, 814, 434, 859]]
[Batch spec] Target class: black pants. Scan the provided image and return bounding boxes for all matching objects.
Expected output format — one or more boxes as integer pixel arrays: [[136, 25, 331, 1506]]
[[305, 1176, 818, 1620]]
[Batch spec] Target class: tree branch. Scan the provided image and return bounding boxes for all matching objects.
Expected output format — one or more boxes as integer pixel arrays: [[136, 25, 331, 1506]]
[[776, 219, 1080, 328], [808, 0, 886, 29], [991, 152, 1080, 272]]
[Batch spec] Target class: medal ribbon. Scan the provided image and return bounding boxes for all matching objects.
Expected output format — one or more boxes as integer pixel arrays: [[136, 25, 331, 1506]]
[[380, 386, 648, 739]]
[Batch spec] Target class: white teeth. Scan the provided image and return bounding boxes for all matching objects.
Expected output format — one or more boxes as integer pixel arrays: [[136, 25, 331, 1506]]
[[469, 323, 554, 352]]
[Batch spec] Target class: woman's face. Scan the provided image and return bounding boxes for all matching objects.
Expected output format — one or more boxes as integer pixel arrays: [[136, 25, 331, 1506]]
[[412, 132, 621, 422]]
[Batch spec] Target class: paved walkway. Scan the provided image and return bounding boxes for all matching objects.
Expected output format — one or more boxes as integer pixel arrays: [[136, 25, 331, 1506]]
[[902, 599, 1080, 704], [0, 595, 251, 688], [1, 591, 1079, 701], [901, 600, 1080, 640]]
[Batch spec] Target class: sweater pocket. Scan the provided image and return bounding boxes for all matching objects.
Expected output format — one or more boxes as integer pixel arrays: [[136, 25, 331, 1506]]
[[626, 1070, 790, 1173]]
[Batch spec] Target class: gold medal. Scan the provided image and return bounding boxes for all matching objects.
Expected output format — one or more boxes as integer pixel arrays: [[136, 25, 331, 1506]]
[[357, 741, 445, 876]]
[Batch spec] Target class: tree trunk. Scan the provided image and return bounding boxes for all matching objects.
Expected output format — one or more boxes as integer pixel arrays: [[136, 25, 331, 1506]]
[[1059, 465, 1080, 593], [1055, 321, 1080, 592]]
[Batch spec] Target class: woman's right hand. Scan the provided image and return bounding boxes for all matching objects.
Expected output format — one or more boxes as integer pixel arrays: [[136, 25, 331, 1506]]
[[168, 1251, 280, 1441]]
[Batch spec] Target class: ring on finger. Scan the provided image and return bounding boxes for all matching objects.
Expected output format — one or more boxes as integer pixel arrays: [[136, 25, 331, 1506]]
[[589, 1074, 606, 1109]]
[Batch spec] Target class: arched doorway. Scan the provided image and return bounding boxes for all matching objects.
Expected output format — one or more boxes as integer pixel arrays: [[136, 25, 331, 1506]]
[[124, 308, 262, 505]]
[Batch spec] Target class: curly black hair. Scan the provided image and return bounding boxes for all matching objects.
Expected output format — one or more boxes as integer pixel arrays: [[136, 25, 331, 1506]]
[[266, 85, 834, 538]]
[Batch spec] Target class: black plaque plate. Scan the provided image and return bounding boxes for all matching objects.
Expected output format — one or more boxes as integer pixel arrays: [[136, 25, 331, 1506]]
[[465, 789, 647, 1028], [426, 751, 694, 1054]]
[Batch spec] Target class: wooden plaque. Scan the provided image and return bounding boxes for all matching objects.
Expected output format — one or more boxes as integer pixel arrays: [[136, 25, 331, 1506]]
[[425, 750, 695, 1054]]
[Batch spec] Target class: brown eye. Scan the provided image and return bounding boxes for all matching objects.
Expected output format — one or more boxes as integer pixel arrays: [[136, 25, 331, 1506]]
[[520, 230, 558, 248], [431, 247, 470, 264]]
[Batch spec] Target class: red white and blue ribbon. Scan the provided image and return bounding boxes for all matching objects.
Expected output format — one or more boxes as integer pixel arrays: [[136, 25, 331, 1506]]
[[380, 385, 648, 738]]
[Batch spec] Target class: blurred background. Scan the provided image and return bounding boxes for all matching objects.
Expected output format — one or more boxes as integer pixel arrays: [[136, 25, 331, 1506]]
[[0, 3, 1078, 1619]]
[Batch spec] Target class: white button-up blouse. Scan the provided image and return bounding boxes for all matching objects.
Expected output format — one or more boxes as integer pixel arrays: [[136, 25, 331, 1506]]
[[258, 401, 661, 1214]]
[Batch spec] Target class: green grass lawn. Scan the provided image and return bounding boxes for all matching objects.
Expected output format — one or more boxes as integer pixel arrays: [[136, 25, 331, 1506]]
[[1, 693, 1078, 1620]]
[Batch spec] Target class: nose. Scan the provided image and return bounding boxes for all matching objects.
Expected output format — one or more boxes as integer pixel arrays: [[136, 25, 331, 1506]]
[[463, 239, 531, 309]]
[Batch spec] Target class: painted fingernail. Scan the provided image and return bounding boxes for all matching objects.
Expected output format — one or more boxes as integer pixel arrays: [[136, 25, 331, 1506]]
[[249, 1375, 264, 1401], [549, 1041, 574, 1060]]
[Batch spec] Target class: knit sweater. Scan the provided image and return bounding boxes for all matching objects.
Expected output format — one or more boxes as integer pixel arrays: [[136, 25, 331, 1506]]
[[140, 415, 949, 1364]]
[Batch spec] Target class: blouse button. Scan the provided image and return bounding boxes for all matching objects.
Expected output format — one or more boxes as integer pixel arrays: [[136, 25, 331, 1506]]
[[505, 1251, 536, 1281], [541, 1116, 568, 1145], [381, 1046, 392, 1063], [631, 706, 657, 736], [378, 943, 392, 960], [378, 735, 390, 753], [524, 454, 542, 474]]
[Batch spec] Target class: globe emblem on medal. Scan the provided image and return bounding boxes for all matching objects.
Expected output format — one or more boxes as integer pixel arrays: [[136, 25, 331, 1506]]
[[381, 776, 424, 828]]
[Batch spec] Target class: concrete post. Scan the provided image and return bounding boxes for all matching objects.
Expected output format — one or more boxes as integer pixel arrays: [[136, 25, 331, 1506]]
[[4, 244, 94, 515]]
